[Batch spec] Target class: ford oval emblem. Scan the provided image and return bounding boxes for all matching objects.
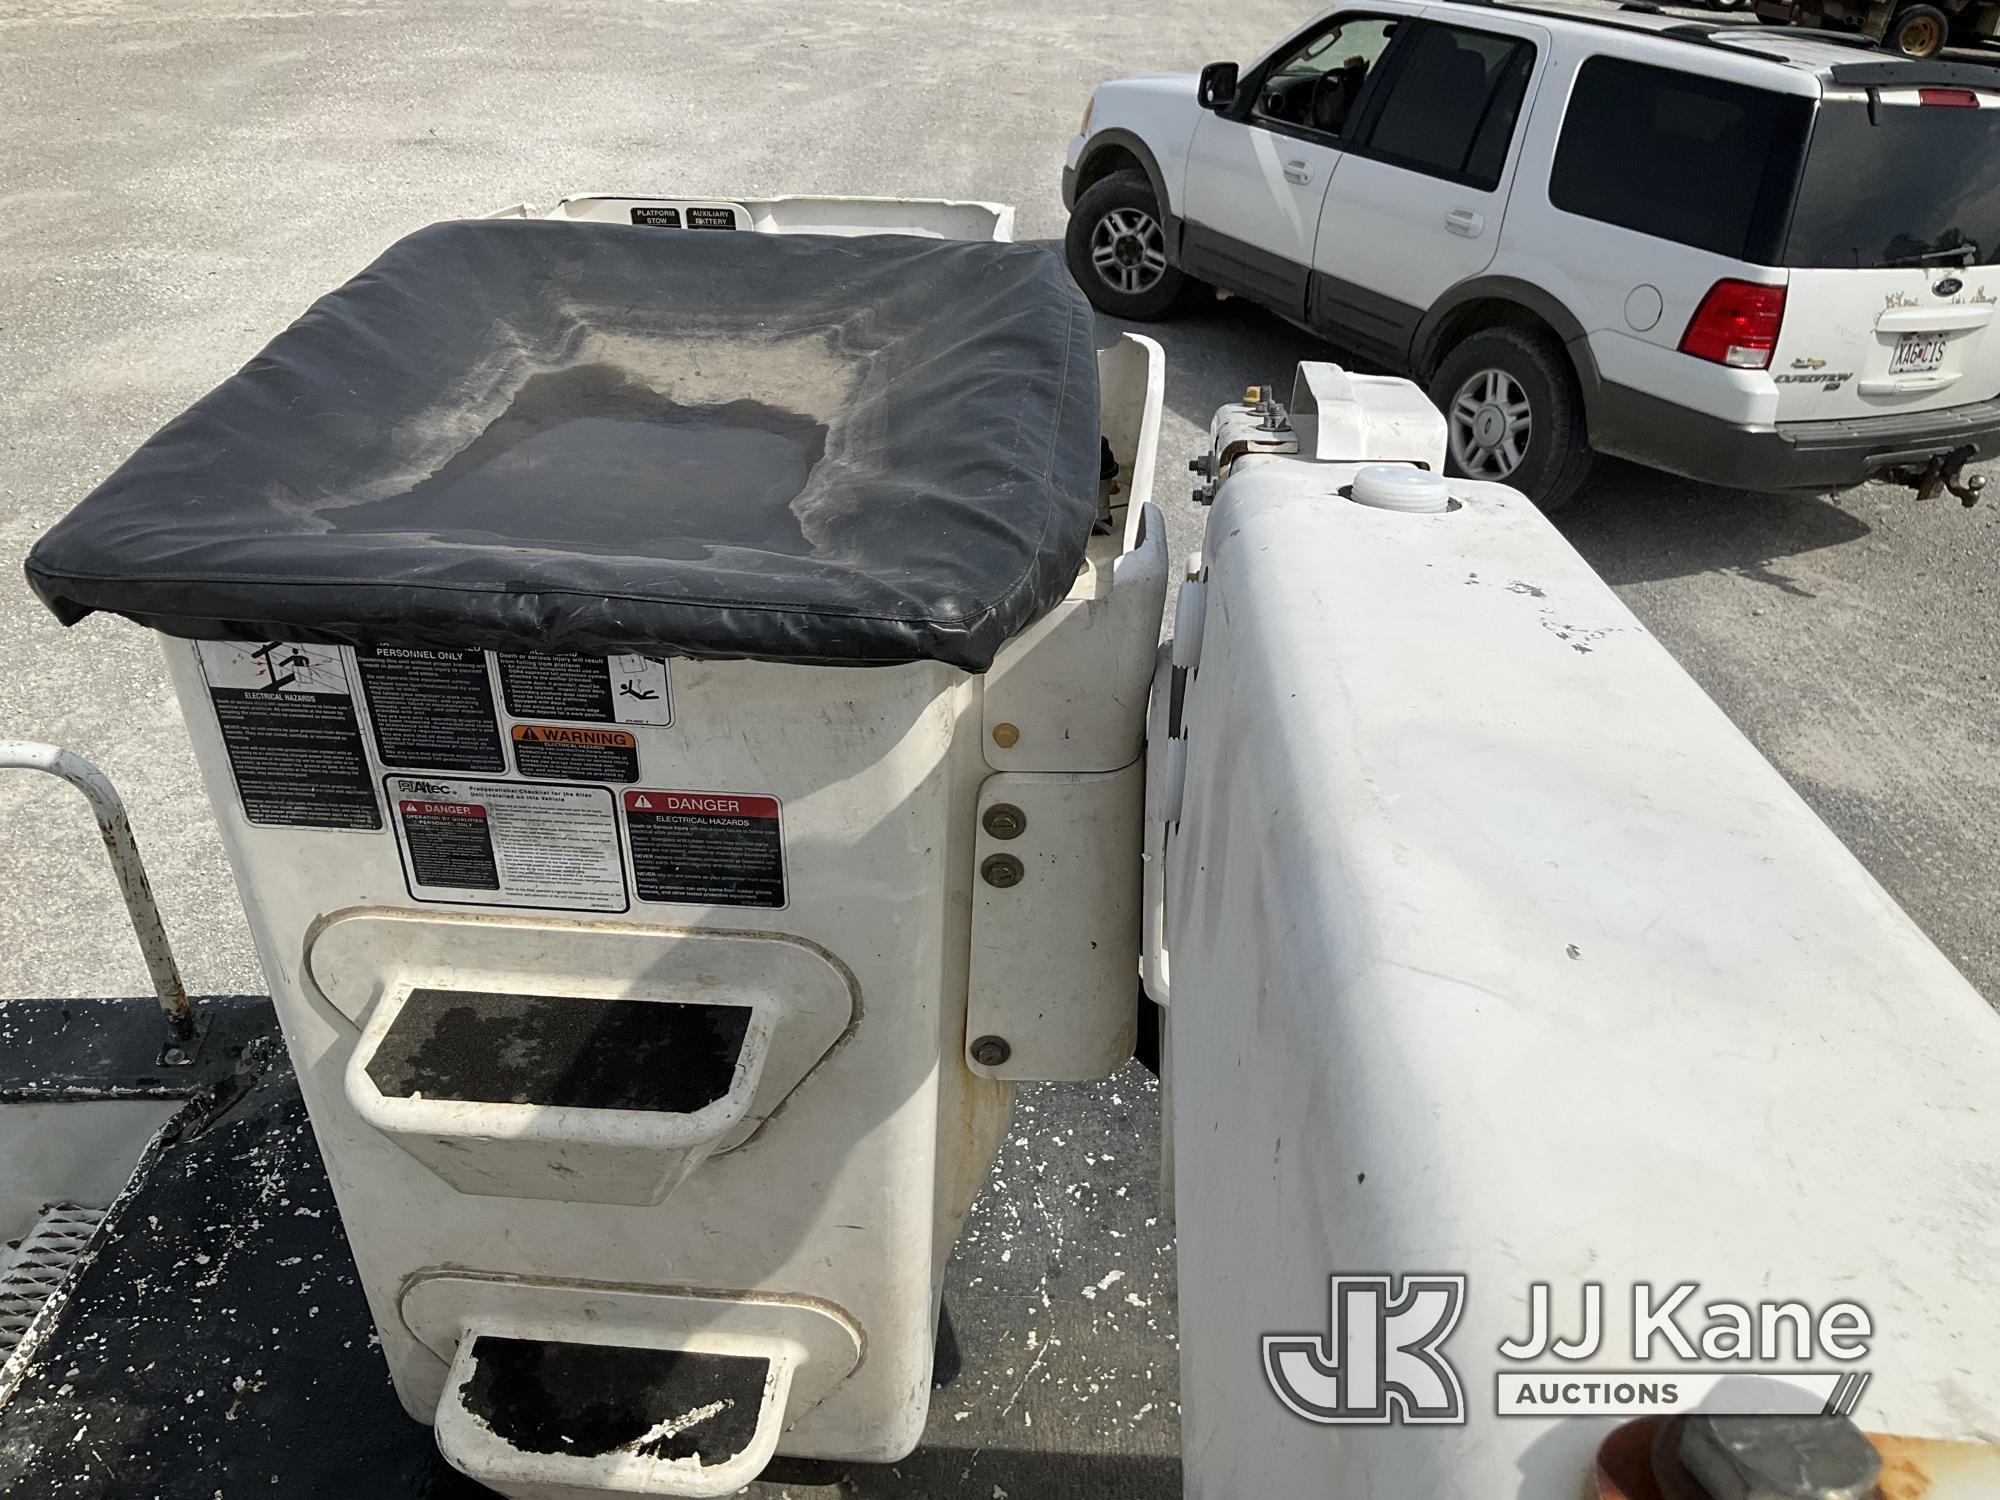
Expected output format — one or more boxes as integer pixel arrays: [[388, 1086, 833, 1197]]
[[1935, 276, 1964, 297]]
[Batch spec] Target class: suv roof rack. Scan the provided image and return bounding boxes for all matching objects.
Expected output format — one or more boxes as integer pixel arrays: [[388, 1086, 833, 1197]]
[[1443, 0, 1902, 66]]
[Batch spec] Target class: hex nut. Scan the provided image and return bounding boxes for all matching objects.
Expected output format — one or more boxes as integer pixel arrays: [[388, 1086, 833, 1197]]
[[981, 853, 1024, 888], [1676, 1413, 1882, 1500], [970, 1035, 1012, 1067], [982, 803, 1027, 840]]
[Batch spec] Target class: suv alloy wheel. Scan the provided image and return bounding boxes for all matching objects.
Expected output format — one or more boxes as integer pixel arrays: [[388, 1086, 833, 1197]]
[[1064, 169, 1187, 320], [1428, 327, 1594, 513]]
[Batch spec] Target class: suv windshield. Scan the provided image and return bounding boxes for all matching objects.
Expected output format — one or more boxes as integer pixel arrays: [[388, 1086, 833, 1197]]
[[1785, 99, 2000, 268]]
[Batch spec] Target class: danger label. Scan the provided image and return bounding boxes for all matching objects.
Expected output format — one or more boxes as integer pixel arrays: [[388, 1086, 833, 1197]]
[[511, 724, 639, 784], [388, 776, 627, 912], [197, 641, 380, 831], [495, 652, 672, 726], [396, 799, 497, 889], [624, 789, 785, 909], [354, 645, 504, 772]]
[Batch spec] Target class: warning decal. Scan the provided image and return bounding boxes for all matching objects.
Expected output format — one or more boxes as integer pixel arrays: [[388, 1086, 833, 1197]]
[[511, 724, 639, 784], [197, 641, 381, 831], [354, 645, 504, 772], [388, 776, 627, 912], [495, 652, 673, 726], [624, 789, 785, 909], [396, 798, 497, 889]]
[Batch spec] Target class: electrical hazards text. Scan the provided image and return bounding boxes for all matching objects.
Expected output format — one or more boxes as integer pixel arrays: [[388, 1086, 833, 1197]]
[[197, 641, 381, 830], [624, 790, 785, 908], [510, 723, 639, 783]]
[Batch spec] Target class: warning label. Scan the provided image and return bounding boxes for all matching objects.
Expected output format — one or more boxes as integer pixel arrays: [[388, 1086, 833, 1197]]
[[197, 642, 381, 830], [511, 724, 639, 784], [624, 789, 785, 909], [354, 645, 504, 772], [388, 776, 627, 912], [495, 652, 673, 726], [396, 798, 497, 889]]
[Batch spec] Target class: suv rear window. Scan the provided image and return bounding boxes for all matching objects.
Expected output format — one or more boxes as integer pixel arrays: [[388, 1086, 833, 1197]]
[[1549, 57, 1810, 262], [1786, 99, 2000, 268]]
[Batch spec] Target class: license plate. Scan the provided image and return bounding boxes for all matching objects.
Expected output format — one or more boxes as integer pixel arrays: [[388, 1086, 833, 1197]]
[[1890, 334, 1949, 374]]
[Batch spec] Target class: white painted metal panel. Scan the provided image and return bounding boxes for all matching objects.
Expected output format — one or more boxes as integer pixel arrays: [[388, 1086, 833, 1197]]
[[966, 763, 1145, 1081], [1164, 373, 2000, 1497]]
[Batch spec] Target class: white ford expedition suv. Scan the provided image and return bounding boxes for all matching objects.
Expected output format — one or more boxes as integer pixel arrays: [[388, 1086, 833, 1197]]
[[1063, 3, 2000, 508]]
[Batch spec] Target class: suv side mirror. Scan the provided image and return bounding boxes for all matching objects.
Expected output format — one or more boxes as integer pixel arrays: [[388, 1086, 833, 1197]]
[[1198, 62, 1239, 111]]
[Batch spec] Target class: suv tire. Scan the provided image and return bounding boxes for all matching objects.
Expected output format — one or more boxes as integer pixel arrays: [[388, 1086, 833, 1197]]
[[1886, 2, 1949, 56], [1429, 327, 1594, 513], [1065, 170, 1186, 320]]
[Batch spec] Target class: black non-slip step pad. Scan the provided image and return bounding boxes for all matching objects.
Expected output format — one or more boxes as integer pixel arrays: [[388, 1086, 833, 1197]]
[[0, 994, 276, 1102], [0, 1043, 494, 1498], [460, 1336, 767, 1466], [367, 988, 751, 1112]]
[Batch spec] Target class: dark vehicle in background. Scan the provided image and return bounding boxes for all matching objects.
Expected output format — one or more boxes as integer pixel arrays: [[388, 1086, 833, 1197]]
[[1753, 0, 1997, 58]]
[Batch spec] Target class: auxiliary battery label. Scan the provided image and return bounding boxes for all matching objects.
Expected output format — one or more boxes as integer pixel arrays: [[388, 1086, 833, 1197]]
[[684, 207, 739, 230], [624, 790, 785, 908], [630, 206, 682, 227], [197, 641, 381, 830], [511, 724, 639, 783], [494, 652, 673, 726], [388, 776, 627, 912], [354, 645, 504, 772]]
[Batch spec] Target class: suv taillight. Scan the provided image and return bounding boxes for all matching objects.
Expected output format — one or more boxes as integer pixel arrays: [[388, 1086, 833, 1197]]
[[1679, 280, 1787, 370]]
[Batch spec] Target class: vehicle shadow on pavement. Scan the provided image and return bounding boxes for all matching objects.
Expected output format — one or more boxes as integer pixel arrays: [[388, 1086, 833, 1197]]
[[1093, 293, 1342, 439], [1557, 459, 1871, 596]]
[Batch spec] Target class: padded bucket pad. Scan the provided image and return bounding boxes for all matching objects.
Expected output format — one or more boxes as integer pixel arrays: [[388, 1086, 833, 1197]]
[[26, 220, 1101, 671]]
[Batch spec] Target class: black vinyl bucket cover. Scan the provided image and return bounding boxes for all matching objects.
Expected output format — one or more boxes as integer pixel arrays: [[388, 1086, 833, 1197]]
[[25, 219, 1101, 672]]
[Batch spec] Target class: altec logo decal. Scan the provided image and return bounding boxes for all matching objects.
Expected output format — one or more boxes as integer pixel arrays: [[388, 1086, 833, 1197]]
[[1263, 1275, 1467, 1424]]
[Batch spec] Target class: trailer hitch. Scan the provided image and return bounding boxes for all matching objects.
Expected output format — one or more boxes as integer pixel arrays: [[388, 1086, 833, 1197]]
[[1880, 444, 1986, 507]]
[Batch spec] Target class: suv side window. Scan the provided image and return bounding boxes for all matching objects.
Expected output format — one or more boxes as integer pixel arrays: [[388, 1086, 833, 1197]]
[[1359, 24, 1536, 190], [1253, 17, 1401, 141], [1548, 56, 1811, 262]]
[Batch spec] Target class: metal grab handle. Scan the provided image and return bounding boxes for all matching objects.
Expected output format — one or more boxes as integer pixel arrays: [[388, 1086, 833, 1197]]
[[0, 740, 195, 1049]]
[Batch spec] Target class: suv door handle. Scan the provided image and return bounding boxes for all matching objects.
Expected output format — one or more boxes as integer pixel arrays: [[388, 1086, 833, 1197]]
[[1445, 207, 1485, 238], [1283, 158, 1313, 186]]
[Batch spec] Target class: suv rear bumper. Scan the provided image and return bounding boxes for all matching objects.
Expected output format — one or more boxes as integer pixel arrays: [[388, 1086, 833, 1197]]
[[1592, 382, 2000, 492]]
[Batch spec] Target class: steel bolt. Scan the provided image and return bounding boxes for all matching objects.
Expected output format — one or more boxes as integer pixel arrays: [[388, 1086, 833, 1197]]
[[981, 853, 1025, 889], [1676, 1414, 1882, 1500], [970, 1035, 1012, 1067], [982, 803, 1027, 840]]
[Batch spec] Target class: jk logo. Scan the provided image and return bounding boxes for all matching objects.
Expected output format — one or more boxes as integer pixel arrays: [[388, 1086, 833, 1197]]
[[1263, 1274, 1467, 1424]]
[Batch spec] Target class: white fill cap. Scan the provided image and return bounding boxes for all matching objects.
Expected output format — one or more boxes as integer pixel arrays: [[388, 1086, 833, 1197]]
[[1351, 465, 1450, 514]]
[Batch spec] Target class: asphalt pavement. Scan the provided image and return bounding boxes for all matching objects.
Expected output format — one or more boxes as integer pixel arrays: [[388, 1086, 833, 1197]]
[[2, 3, 1996, 1496]]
